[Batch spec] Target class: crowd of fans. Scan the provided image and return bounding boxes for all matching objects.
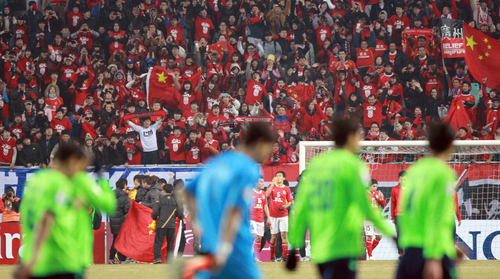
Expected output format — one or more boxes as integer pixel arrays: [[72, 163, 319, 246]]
[[0, 0, 500, 169]]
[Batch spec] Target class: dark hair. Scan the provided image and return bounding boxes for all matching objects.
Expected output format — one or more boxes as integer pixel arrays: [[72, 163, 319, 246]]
[[143, 176, 153, 186], [163, 184, 174, 193], [133, 174, 143, 182], [371, 179, 378, 185], [242, 122, 274, 146], [173, 179, 184, 189], [398, 171, 406, 178], [158, 178, 167, 185], [331, 117, 359, 147], [459, 127, 468, 134], [116, 178, 127, 189], [276, 170, 286, 178], [428, 123, 455, 153], [54, 143, 87, 163]]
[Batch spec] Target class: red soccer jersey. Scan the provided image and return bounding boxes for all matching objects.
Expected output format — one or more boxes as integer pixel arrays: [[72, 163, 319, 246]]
[[251, 189, 267, 222], [315, 26, 333, 47], [374, 39, 388, 58], [46, 97, 63, 118], [166, 134, 187, 161], [167, 25, 184, 45], [10, 124, 24, 139], [50, 117, 73, 133], [185, 140, 202, 164], [378, 72, 394, 88], [269, 185, 293, 218], [0, 137, 16, 164], [362, 102, 383, 128], [356, 47, 375, 68], [367, 190, 386, 209], [200, 138, 219, 162], [68, 11, 83, 31], [194, 17, 214, 41], [245, 79, 267, 105], [125, 141, 142, 165]]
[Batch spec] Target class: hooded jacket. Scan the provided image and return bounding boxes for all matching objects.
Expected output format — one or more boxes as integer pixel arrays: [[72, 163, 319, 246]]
[[141, 183, 162, 208], [109, 188, 131, 235]]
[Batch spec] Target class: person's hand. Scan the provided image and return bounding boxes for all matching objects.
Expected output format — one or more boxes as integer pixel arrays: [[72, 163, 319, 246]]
[[266, 219, 271, 227], [483, 77, 487, 84], [124, 163, 129, 168], [10, 162, 15, 170], [169, 171, 175, 178], [466, 121, 472, 127], [312, 99, 317, 105], [355, 81, 360, 88], [423, 259, 443, 279], [458, 220, 462, 226], [27, 163, 32, 168], [278, 130, 284, 138], [254, 39, 259, 45]]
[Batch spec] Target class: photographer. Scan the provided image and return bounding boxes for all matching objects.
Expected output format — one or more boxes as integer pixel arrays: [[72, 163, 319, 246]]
[[70, 23, 99, 49], [2, 186, 21, 223], [4, 51, 20, 89], [10, 77, 38, 116], [104, 133, 127, 167]]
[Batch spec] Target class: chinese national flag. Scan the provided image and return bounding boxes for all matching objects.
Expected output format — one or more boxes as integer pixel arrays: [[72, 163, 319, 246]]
[[115, 201, 177, 263], [146, 66, 178, 109], [464, 24, 500, 90], [208, 41, 233, 60], [290, 84, 316, 107], [443, 98, 470, 131]]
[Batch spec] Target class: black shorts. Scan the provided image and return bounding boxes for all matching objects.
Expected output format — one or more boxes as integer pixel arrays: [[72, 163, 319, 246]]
[[396, 248, 457, 279], [317, 258, 356, 279]]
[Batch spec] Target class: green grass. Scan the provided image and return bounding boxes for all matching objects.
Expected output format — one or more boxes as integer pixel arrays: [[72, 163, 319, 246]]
[[1, 260, 499, 278]]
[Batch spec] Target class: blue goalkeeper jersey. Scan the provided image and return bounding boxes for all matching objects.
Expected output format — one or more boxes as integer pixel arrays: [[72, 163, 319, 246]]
[[185, 151, 262, 279]]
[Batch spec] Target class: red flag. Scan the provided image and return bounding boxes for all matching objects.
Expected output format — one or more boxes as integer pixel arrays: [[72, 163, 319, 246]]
[[115, 201, 174, 263], [180, 70, 203, 91], [146, 66, 178, 109], [464, 24, 500, 90], [208, 41, 233, 60], [290, 84, 315, 107], [443, 98, 470, 131]]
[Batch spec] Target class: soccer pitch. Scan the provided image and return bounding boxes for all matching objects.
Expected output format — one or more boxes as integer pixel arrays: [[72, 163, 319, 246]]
[[1, 260, 499, 278]]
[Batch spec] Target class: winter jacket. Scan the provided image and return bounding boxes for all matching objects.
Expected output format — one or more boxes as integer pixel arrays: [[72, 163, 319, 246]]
[[135, 186, 147, 202], [141, 183, 162, 208], [39, 135, 59, 165], [18, 143, 40, 166], [109, 188, 131, 235], [151, 194, 184, 229]]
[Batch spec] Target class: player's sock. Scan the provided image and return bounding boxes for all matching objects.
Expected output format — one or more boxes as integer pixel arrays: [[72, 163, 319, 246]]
[[282, 243, 288, 259], [372, 239, 380, 250], [270, 243, 276, 259], [254, 241, 261, 259], [366, 240, 373, 257]]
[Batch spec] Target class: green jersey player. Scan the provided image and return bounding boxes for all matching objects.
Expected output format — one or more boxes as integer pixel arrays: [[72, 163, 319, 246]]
[[396, 123, 458, 279], [15, 144, 116, 279], [288, 117, 395, 279]]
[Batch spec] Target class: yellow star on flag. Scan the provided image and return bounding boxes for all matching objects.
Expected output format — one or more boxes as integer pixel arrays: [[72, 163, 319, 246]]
[[479, 55, 483, 60], [485, 52, 490, 57], [149, 230, 153, 235], [488, 45, 492, 49], [484, 38, 488, 43], [148, 220, 157, 229], [457, 105, 461, 109], [466, 36, 477, 50], [157, 72, 167, 83]]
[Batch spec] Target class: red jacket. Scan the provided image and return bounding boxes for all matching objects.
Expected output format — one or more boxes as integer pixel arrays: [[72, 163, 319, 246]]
[[391, 183, 402, 220], [298, 104, 328, 132]]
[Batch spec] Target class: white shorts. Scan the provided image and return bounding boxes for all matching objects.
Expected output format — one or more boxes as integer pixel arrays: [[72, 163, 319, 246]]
[[250, 220, 264, 237], [270, 217, 288, 234], [364, 220, 382, 236]]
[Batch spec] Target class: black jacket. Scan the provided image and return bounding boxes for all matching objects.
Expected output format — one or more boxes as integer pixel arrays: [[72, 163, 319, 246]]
[[142, 183, 162, 208], [104, 141, 127, 166], [39, 135, 59, 165], [19, 143, 40, 166], [382, 50, 409, 76], [152, 194, 184, 229], [109, 188, 131, 235], [135, 186, 147, 202]]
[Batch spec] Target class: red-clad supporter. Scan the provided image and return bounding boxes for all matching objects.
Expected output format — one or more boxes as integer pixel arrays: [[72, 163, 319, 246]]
[[50, 108, 73, 134], [0, 129, 17, 169], [200, 130, 219, 162], [266, 171, 293, 261], [165, 126, 187, 164]]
